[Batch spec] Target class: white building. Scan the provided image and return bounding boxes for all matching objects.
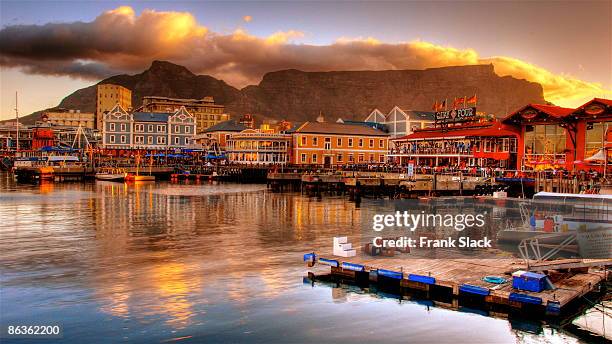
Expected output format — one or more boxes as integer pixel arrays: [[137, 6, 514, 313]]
[[365, 106, 435, 138]]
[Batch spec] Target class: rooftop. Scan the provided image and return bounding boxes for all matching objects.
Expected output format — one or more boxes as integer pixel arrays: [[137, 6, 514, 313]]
[[288, 121, 389, 136], [203, 120, 248, 133], [132, 112, 170, 122]]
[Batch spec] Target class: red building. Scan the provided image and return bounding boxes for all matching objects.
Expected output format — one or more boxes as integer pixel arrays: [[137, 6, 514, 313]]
[[390, 120, 520, 168], [502, 98, 612, 172]]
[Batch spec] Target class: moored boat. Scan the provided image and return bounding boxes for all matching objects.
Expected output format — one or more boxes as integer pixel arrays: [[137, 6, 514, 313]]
[[95, 168, 127, 182], [125, 174, 155, 182]]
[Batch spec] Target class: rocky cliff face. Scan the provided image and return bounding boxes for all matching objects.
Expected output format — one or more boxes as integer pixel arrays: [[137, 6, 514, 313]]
[[236, 65, 545, 121], [18, 61, 544, 124]]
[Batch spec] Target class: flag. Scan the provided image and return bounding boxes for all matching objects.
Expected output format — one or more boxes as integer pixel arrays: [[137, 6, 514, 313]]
[[467, 95, 477, 104], [453, 97, 465, 109], [440, 100, 446, 110], [432, 101, 438, 111]]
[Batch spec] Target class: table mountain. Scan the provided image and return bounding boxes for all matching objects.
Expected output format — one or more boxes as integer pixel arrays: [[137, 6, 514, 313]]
[[16, 60, 545, 124]]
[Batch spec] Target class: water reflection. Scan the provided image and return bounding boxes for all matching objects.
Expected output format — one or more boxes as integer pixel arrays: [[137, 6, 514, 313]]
[[0, 175, 596, 342]]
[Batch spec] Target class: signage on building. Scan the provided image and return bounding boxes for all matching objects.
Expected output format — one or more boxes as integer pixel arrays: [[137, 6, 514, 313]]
[[521, 109, 538, 120], [584, 104, 605, 115], [435, 107, 476, 124]]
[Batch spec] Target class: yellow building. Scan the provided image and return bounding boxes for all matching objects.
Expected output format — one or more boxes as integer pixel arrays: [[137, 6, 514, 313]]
[[138, 96, 228, 133], [43, 109, 95, 129], [96, 84, 132, 130]]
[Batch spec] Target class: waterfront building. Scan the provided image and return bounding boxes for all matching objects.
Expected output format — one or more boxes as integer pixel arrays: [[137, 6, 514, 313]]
[[138, 96, 228, 133], [197, 120, 248, 150], [365, 106, 436, 138], [390, 120, 520, 168], [226, 129, 291, 165], [239, 114, 255, 129], [101, 104, 196, 150], [96, 84, 132, 130], [503, 98, 612, 171], [0, 123, 32, 151], [288, 121, 389, 166], [43, 109, 95, 129]]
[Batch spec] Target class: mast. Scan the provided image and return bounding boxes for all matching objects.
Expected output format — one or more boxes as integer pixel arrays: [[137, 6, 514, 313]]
[[14, 92, 19, 154]]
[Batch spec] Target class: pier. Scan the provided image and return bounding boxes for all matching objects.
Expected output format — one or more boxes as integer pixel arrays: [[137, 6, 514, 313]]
[[304, 252, 611, 317]]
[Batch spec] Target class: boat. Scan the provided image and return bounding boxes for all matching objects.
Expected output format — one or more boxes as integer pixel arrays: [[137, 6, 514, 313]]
[[497, 192, 612, 248], [125, 174, 155, 182], [95, 168, 127, 182], [125, 154, 155, 182]]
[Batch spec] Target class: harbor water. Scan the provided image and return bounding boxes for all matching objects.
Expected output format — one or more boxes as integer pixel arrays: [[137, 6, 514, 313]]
[[0, 173, 601, 343]]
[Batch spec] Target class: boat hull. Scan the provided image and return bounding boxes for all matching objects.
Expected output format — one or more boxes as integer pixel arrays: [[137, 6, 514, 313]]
[[95, 173, 127, 182]]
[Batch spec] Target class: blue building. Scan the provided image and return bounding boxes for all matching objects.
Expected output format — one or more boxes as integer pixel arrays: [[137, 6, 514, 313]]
[[102, 104, 196, 149]]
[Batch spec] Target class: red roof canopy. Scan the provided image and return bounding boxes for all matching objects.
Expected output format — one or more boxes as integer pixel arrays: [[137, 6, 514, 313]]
[[395, 121, 519, 141], [502, 104, 575, 123]]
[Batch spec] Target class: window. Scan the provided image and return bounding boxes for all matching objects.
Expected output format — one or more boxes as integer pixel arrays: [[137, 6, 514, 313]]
[[301, 153, 307, 163], [585, 122, 610, 158], [369, 154, 374, 162], [301, 136, 307, 146], [358, 139, 364, 147], [147, 136, 153, 144], [120, 123, 126, 132], [135, 124, 144, 132], [120, 135, 126, 144], [379, 155, 385, 163], [337, 138, 342, 146], [148, 124, 153, 132], [185, 126, 191, 134], [358, 154, 364, 162], [157, 125, 165, 132], [369, 139, 374, 148], [109, 135, 115, 143], [324, 137, 331, 150], [348, 138, 353, 147], [312, 154, 317, 163], [109, 123, 115, 131], [174, 125, 179, 133], [175, 137, 180, 145], [524, 125, 566, 155], [337, 154, 343, 162], [348, 154, 354, 162], [157, 136, 166, 144], [379, 139, 385, 148], [185, 138, 189, 145], [312, 137, 318, 146], [135, 136, 144, 144]]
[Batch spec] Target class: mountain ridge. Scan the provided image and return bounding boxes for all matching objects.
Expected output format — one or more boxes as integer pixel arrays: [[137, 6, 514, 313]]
[[9, 60, 546, 125]]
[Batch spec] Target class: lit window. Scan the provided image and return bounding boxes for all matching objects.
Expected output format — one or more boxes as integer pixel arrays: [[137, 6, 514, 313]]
[[301, 153, 307, 163]]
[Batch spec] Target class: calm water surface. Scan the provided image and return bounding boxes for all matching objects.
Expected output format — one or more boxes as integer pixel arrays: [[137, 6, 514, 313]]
[[0, 173, 588, 343]]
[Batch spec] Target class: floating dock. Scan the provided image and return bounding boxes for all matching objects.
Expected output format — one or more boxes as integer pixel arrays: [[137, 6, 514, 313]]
[[304, 252, 610, 316]]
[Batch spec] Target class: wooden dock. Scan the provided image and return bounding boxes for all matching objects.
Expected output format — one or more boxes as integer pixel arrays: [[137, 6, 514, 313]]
[[304, 251, 610, 316], [269, 171, 500, 196]]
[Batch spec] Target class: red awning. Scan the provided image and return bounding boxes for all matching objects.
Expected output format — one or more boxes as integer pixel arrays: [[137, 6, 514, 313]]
[[398, 124, 518, 141]]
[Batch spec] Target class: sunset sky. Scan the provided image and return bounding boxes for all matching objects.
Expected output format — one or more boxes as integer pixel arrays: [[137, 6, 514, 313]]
[[0, 0, 610, 119]]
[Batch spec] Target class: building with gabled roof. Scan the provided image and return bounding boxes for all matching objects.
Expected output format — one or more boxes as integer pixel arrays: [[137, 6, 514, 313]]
[[101, 104, 196, 150], [287, 120, 389, 166], [365, 106, 435, 138]]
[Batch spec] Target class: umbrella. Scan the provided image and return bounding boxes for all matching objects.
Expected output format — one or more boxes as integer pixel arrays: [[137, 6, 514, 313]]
[[585, 149, 606, 162]]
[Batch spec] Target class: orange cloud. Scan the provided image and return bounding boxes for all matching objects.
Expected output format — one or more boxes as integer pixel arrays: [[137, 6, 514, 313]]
[[0, 6, 609, 106], [243, 15, 252, 23]]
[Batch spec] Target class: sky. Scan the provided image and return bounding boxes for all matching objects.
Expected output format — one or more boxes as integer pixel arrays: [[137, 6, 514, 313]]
[[0, 0, 611, 119]]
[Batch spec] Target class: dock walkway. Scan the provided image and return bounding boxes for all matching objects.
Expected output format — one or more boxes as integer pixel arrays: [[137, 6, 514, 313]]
[[305, 251, 610, 315]]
